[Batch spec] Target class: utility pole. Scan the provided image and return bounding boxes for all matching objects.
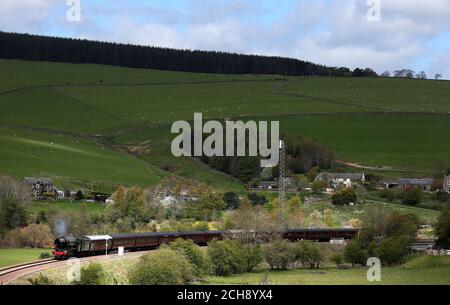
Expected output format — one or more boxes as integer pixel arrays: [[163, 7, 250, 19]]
[[279, 140, 286, 230]]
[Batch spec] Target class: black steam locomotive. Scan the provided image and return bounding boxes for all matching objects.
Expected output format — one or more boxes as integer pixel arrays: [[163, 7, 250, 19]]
[[53, 228, 359, 260]]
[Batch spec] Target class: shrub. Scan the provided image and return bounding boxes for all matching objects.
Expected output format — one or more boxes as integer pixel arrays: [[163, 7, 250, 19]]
[[39, 252, 52, 259], [262, 239, 292, 270], [207, 240, 247, 276], [330, 253, 344, 267], [379, 189, 396, 202], [192, 221, 209, 232], [18, 224, 55, 248], [436, 204, 450, 249], [290, 241, 324, 269], [129, 248, 194, 285], [311, 181, 327, 193], [1, 224, 55, 248], [0, 199, 28, 230], [332, 187, 357, 205], [385, 211, 419, 238], [223, 192, 240, 210], [343, 239, 368, 267], [167, 238, 211, 277], [28, 274, 55, 285], [401, 187, 422, 205], [242, 244, 263, 272], [247, 193, 268, 206], [73, 263, 105, 285], [374, 236, 410, 266]]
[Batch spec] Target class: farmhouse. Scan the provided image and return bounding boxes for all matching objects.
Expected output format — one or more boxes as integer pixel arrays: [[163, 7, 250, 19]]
[[444, 175, 450, 193], [385, 178, 435, 192], [22, 177, 56, 198], [257, 178, 298, 192], [315, 173, 365, 188]]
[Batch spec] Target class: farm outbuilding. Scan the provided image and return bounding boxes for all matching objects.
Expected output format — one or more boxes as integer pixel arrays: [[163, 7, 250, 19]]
[[384, 178, 435, 192]]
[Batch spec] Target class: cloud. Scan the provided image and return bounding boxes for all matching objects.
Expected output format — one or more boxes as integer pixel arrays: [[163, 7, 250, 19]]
[[0, 0, 449, 78], [0, 0, 61, 33]]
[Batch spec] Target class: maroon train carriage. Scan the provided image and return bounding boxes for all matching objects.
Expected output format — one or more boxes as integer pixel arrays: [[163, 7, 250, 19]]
[[53, 231, 226, 259], [53, 229, 359, 260], [283, 228, 359, 242]]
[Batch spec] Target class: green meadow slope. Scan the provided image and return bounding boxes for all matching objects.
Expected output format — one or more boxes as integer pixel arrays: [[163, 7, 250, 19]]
[[1, 59, 450, 191]]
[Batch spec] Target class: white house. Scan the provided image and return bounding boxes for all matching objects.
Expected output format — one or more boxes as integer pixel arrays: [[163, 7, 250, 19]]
[[315, 173, 365, 188], [444, 175, 450, 193]]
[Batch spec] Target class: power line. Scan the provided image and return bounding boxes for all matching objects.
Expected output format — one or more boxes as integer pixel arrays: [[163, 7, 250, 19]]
[[279, 140, 286, 230]]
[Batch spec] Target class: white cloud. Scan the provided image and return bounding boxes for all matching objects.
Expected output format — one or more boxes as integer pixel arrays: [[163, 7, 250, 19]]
[[0, 0, 61, 33], [0, 0, 449, 78]]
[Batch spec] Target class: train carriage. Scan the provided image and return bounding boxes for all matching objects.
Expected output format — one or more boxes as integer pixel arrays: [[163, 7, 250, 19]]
[[53, 229, 359, 260]]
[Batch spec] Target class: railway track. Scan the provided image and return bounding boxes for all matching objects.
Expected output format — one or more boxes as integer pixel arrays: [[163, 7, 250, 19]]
[[0, 250, 154, 285], [0, 259, 62, 285]]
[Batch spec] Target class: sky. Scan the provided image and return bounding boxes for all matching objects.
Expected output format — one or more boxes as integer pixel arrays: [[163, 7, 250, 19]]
[[1, 0, 450, 79]]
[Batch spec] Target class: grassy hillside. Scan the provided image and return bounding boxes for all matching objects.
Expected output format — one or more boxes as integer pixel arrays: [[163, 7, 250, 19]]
[[1, 59, 450, 190], [0, 127, 164, 189]]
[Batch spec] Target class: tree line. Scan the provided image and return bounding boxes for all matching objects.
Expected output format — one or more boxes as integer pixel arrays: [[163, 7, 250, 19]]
[[0, 31, 373, 77]]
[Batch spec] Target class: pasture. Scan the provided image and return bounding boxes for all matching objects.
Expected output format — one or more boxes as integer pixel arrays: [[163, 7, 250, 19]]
[[0, 248, 51, 268], [1, 59, 450, 190]]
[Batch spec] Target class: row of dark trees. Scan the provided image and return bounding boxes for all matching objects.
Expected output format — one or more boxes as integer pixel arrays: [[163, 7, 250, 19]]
[[0, 31, 373, 77]]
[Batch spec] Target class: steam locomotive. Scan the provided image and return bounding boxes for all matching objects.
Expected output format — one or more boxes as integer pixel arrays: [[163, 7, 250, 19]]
[[52, 228, 359, 260]]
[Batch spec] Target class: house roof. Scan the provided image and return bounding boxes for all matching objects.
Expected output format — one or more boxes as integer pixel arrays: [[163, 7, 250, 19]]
[[398, 179, 434, 186], [259, 181, 278, 187], [316, 173, 365, 181], [84, 235, 112, 241], [22, 177, 53, 185]]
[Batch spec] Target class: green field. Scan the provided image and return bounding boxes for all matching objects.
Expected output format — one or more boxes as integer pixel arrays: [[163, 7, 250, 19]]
[[29, 252, 450, 285], [1, 59, 450, 190], [205, 265, 450, 285], [0, 248, 51, 268], [28, 201, 106, 216]]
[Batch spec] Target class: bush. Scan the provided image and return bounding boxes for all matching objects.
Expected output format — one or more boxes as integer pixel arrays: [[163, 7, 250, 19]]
[[242, 244, 263, 272], [374, 236, 410, 266], [332, 187, 357, 205], [343, 239, 368, 267], [73, 263, 105, 285], [207, 240, 247, 276], [262, 239, 292, 270], [290, 241, 324, 269], [39, 252, 52, 259], [385, 211, 419, 238], [167, 239, 211, 277], [379, 189, 396, 202], [223, 192, 240, 210], [247, 193, 268, 206], [330, 253, 344, 267], [19, 224, 55, 248], [436, 191, 449, 203], [192, 221, 209, 231], [311, 181, 327, 193], [436, 204, 450, 249], [129, 248, 194, 285], [1, 224, 55, 248], [0, 199, 28, 230], [401, 187, 422, 205], [28, 274, 55, 285]]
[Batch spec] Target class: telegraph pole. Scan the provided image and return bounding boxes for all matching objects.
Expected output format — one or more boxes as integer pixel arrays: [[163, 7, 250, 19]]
[[279, 140, 286, 230]]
